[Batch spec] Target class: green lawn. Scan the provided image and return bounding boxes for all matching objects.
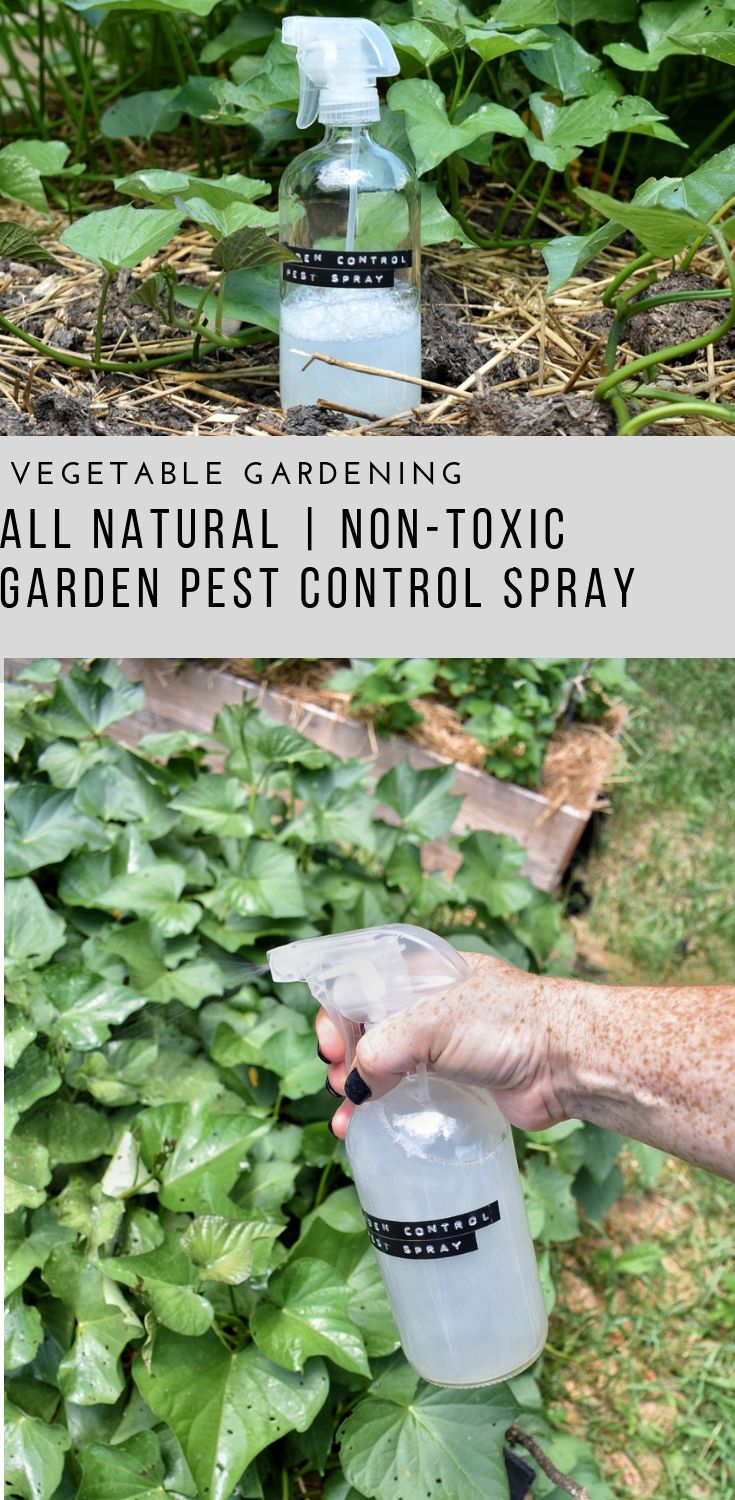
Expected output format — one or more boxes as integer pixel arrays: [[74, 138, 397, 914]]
[[545, 659, 735, 1499]]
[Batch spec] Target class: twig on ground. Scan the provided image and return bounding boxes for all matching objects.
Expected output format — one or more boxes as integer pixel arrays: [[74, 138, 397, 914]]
[[564, 335, 605, 393], [291, 348, 470, 398], [506, 1426, 592, 1500]]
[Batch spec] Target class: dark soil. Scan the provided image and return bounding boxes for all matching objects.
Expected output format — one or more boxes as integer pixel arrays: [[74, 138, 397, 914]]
[[465, 388, 616, 436], [1, 257, 731, 438], [624, 272, 735, 359]]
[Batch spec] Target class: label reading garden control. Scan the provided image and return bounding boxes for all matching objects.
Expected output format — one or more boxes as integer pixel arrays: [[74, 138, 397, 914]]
[[363, 1200, 501, 1260], [282, 247, 412, 288]]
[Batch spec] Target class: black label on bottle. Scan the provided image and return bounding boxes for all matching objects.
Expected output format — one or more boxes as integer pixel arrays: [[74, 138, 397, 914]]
[[363, 1200, 500, 1260], [282, 247, 412, 289]]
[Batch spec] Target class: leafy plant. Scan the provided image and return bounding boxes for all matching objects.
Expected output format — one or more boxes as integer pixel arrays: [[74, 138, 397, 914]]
[[327, 657, 635, 786], [4, 658, 617, 1500]]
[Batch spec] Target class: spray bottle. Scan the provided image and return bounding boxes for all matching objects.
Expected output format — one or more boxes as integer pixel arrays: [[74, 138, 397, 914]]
[[268, 924, 548, 1387], [279, 18, 421, 419]]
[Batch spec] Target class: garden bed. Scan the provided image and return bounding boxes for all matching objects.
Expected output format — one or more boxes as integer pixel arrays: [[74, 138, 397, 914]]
[[7, 656, 623, 891], [2, 211, 734, 439]]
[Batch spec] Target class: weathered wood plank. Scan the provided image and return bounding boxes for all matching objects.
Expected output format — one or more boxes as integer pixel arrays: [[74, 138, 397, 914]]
[[6, 657, 588, 891]]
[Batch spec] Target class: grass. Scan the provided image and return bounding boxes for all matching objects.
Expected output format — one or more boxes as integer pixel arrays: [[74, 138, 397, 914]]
[[545, 659, 735, 1498]]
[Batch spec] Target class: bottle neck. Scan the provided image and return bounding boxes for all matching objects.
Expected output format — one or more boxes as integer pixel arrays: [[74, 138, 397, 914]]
[[321, 125, 375, 149]]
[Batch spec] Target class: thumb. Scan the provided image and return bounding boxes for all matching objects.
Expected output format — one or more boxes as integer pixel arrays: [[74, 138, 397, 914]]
[[349, 1001, 439, 1102]]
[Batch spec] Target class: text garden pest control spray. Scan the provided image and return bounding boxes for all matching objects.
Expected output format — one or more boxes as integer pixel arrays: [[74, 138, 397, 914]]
[[268, 924, 548, 1387], [279, 18, 421, 420]]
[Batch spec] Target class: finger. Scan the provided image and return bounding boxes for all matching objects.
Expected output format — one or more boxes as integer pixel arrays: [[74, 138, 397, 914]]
[[350, 1000, 440, 1102], [315, 1009, 345, 1064], [326, 1061, 348, 1097], [329, 1098, 355, 1139]]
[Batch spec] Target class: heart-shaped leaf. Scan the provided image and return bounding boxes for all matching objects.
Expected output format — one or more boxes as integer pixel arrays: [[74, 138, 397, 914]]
[[211, 225, 290, 272], [387, 79, 525, 175], [138, 1101, 268, 1213], [377, 763, 461, 841], [4, 1398, 70, 1500], [4, 878, 66, 970], [42, 1248, 142, 1404], [133, 1329, 328, 1500], [60, 205, 182, 272], [251, 1258, 370, 1375], [76, 1430, 181, 1500]]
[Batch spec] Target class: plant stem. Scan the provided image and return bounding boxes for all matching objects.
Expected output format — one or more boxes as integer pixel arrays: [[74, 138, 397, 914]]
[[602, 251, 654, 307], [685, 104, 735, 170], [597, 225, 735, 402], [493, 157, 535, 243], [523, 166, 553, 239], [95, 271, 114, 366], [619, 400, 735, 435], [606, 132, 632, 198], [0, 314, 271, 374]]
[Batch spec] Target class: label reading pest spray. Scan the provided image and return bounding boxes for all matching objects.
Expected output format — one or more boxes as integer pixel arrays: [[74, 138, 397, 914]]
[[283, 247, 412, 288], [364, 1201, 500, 1260]]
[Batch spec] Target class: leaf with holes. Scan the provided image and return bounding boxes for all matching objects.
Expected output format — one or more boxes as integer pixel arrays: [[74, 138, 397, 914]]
[[138, 1101, 268, 1213], [339, 1354, 526, 1500], [134, 1328, 328, 1500], [42, 1248, 142, 1405], [4, 1398, 70, 1500]]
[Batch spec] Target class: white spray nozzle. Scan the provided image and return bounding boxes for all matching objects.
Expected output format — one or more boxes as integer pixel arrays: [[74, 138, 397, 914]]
[[268, 924, 469, 1064], [282, 17, 399, 128]]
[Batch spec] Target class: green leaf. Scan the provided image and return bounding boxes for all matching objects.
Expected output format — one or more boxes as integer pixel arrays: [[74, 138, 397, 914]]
[[138, 1101, 268, 1213], [60, 205, 183, 272], [292, 1205, 398, 1358], [176, 264, 281, 333], [543, 219, 620, 292], [200, 9, 275, 62], [39, 662, 144, 739], [4, 1209, 76, 1298], [133, 1329, 329, 1500], [15, 1099, 114, 1167], [576, 186, 704, 254], [42, 1247, 142, 1405], [5, 880, 65, 970], [419, 182, 471, 246], [0, 150, 48, 214], [38, 967, 147, 1049], [55, 1174, 125, 1251], [202, 842, 307, 920], [377, 762, 461, 841], [5, 785, 110, 876], [0, 222, 59, 265], [339, 1356, 525, 1500], [494, 0, 558, 21], [465, 23, 553, 62], [455, 831, 534, 917], [169, 774, 254, 836], [101, 88, 184, 141], [573, 1163, 624, 1224], [252, 1258, 370, 1376], [522, 25, 603, 98], [383, 19, 452, 65], [101, 1235, 214, 1337], [76, 1431, 176, 1500], [211, 225, 290, 272], [4, 1292, 44, 1373], [387, 79, 524, 175], [614, 1242, 662, 1275], [5, 1046, 61, 1135], [4, 1398, 70, 1500], [64, 0, 221, 14], [522, 1154, 580, 1243], [5, 1139, 51, 1212], [180, 1215, 275, 1283]]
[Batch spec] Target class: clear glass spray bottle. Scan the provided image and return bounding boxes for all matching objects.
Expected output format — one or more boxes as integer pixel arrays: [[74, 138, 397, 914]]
[[269, 924, 548, 1387], [279, 18, 421, 419]]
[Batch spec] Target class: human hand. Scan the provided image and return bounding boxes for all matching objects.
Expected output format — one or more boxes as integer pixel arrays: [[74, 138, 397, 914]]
[[316, 952, 568, 1139]]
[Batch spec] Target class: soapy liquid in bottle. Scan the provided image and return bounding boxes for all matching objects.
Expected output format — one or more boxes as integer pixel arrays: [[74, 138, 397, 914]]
[[346, 1075, 548, 1387], [280, 286, 421, 417]]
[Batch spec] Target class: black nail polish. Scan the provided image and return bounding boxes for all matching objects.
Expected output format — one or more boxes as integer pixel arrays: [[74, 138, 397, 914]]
[[317, 1042, 330, 1064], [344, 1068, 371, 1105], [325, 1078, 341, 1098], [327, 1119, 336, 1136]]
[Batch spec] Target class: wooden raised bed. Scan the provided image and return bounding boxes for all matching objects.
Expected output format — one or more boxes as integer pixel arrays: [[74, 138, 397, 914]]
[[6, 658, 622, 892]]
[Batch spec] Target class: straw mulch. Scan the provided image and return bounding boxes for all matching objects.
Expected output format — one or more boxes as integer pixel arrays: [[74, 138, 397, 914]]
[[2, 189, 733, 437], [222, 658, 625, 813]]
